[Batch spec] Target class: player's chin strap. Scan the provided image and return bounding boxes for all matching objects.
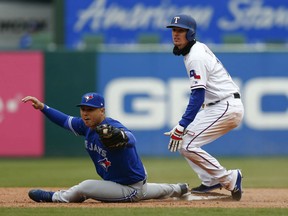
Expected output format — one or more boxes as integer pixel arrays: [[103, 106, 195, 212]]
[[173, 39, 196, 56]]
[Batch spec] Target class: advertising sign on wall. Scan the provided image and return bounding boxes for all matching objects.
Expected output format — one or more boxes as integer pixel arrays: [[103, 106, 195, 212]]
[[97, 51, 288, 156], [0, 1, 53, 49], [65, 0, 288, 47], [0, 52, 44, 157]]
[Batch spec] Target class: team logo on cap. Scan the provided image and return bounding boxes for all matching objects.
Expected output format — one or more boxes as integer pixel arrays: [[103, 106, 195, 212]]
[[173, 16, 180, 23], [85, 95, 93, 102]]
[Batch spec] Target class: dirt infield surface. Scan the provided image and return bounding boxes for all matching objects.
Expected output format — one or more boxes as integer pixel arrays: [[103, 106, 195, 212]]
[[0, 188, 287, 208]]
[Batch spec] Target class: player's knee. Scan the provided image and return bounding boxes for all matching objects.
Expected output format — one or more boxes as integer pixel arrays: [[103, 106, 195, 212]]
[[179, 147, 200, 159]]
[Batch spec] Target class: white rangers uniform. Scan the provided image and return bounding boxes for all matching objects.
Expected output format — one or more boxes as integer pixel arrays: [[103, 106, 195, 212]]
[[180, 41, 244, 190]]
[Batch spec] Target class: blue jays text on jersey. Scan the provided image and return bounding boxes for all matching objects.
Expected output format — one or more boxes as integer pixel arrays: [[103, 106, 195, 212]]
[[85, 140, 107, 157]]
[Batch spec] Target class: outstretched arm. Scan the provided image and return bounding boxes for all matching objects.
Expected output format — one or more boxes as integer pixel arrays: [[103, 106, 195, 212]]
[[22, 96, 44, 110], [22, 96, 69, 128], [22, 96, 86, 136]]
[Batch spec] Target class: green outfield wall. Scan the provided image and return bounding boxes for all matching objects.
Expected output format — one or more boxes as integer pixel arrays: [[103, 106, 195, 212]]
[[44, 51, 96, 156]]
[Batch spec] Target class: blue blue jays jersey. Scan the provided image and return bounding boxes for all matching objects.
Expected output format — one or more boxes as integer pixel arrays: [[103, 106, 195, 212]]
[[41, 105, 146, 185]]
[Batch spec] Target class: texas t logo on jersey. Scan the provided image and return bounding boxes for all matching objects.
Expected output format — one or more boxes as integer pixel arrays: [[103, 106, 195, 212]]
[[85, 95, 94, 102], [190, 70, 201, 79]]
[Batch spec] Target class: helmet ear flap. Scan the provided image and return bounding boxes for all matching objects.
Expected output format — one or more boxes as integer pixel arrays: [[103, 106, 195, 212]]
[[186, 29, 195, 41]]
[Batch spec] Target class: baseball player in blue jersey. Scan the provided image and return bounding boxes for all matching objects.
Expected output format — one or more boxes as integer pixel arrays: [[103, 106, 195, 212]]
[[22, 92, 188, 203], [165, 15, 244, 201]]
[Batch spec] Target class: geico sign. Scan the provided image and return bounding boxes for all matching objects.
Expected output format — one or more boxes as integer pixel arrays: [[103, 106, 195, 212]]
[[105, 77, 288, 130]]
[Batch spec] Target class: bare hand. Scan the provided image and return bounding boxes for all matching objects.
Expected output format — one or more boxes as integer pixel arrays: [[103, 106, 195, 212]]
[[22, 96, 44, 110]]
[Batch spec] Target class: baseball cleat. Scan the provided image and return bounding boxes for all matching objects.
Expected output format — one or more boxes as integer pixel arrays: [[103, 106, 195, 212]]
[[231, 170, 243, 201], [191, 183, 222, 194], [178, 183, 189, 196], [28, 189, 54, 202]]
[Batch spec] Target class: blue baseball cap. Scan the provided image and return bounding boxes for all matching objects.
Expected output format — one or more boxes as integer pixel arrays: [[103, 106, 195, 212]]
[[76, 92, 105, 108]]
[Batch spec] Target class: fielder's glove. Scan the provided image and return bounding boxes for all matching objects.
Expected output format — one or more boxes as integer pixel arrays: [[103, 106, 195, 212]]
[[164, 124, 184, 152], [95, 124, 129, 149]]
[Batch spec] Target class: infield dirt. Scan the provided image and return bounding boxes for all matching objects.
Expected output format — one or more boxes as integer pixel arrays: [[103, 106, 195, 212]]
[[0, 188, 287, 208]]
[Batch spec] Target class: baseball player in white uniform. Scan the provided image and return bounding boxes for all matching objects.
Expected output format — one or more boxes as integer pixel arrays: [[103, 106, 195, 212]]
[[165, 14, 244, 201]]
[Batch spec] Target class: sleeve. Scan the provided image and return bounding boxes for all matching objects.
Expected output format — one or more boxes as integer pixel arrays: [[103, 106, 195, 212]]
[[179, 88, 205, 128], [187, 59, 207, 90], [125, 131, 136, 147], [41, 104, 86, 136], [41, 105, 69, 128]]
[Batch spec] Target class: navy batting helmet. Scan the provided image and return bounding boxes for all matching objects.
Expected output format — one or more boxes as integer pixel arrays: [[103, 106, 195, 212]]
[[166, 14, 197, 41]]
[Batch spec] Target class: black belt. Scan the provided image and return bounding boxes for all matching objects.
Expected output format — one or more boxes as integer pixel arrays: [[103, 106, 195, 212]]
[[234, 92, 241, 99], [207, 92, 240, 106]]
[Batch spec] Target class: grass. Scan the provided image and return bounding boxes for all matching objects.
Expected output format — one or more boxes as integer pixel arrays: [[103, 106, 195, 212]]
[[0, 156, 288, 216], [1, 207, 288, 216], [1, 157, 287, 188]]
